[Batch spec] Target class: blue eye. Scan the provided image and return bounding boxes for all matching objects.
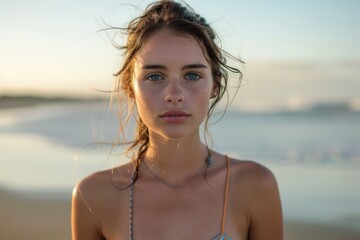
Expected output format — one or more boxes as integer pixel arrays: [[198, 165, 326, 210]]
[[186, 73, 200, 81], [146, 74, 163, 81]]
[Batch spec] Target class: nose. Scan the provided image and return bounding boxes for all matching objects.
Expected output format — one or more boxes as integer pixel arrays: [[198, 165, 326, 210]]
[[164, 81, 185, 104]]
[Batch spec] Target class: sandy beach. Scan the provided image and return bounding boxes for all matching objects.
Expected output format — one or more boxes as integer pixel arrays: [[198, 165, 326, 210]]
[[0, 187, 71, 240], [0, 187, 359, 240]]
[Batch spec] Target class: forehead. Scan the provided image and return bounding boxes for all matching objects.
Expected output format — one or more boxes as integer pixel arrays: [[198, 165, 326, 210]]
[[134, 29, 209, 67]]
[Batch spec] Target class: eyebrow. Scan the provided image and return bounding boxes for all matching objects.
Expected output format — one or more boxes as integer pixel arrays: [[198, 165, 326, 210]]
[[141, 63, 208, 70], [182, 64, 208, 70], [141, 64, 166, 70]]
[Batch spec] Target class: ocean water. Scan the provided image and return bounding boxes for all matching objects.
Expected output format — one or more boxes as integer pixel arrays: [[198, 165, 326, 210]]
[[0, 102, 360, 226]]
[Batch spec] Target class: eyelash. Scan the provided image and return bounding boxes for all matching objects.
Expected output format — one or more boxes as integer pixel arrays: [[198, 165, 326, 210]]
[[185, 72, 201, 81], [146, 74, 164, 81], [145, 72, 202, 81]]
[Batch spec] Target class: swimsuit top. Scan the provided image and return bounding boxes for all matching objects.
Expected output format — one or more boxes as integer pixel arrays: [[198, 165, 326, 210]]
[[129, 156, 232, 240]]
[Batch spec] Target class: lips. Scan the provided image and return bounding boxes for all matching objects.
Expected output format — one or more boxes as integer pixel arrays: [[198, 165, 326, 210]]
[[159, 110, 191, 123], [160, 110, 190, 118]]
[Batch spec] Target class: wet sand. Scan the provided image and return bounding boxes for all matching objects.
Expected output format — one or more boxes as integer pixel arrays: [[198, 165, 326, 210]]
[[1, 187, 359, 240], [0, 188, 71, 240]]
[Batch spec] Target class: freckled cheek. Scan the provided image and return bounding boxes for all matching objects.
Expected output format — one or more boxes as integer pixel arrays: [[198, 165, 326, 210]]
[[135, 92, 157, 111], [190, 90, 211, 115], [133, 89, 160, 128], [191, 86, 211, 101]]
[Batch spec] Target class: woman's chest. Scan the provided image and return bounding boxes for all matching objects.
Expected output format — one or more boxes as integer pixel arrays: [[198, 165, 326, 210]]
[[100, 184, 249, 240]]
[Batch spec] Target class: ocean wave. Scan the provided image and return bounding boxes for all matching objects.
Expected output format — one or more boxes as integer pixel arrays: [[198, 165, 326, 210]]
[[231, 100, 360, 114]]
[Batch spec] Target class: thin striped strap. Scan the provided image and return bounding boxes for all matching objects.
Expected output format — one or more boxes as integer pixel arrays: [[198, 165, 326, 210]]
[[129, 173, 136, 240], [220, 156, 231, 235]]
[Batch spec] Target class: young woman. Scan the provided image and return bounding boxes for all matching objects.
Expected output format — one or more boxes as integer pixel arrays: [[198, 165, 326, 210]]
[[71, 1, 283, 239]]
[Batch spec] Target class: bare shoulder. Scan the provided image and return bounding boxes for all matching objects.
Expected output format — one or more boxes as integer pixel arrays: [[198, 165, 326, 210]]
[[227, 157, 281, 208], [72, 162, 134, 214], [229, 158, 278, 188], [227, 157, 283, 239], [71, 163, 134, 239]]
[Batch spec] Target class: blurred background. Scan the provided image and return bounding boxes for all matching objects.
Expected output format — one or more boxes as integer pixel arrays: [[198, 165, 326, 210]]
[[1, 0, 359, 239]]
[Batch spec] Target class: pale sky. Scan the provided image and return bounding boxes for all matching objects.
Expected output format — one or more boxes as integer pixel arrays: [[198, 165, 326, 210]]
[[1, 0, 359, 110]]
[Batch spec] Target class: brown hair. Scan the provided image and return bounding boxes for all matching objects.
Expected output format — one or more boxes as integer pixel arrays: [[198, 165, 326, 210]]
[[111, 0, 243, 183]]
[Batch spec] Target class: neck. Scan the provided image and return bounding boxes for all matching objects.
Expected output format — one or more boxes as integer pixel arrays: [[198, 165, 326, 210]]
[[143, 131, 209, 180]]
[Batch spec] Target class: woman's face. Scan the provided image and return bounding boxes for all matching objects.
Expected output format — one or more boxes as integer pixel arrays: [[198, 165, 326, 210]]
[[132, 29, 217, 139]]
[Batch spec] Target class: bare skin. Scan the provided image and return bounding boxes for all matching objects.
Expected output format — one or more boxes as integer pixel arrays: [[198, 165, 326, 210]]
[[72, 29, 283, 240], [72, 155, 282, 240]]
